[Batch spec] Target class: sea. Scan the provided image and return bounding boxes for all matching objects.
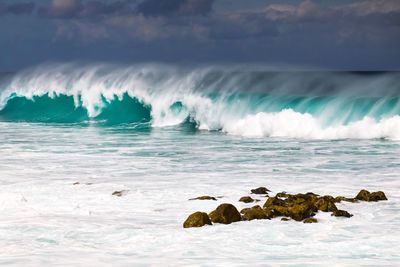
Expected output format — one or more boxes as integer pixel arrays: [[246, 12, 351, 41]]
[[0, 64, 399, 266]]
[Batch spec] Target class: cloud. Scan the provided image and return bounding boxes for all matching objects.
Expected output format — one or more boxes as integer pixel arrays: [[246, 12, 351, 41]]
[[0, 2, 35, 15], [39, 0, 137, 19], [136, 0, 215, 17]]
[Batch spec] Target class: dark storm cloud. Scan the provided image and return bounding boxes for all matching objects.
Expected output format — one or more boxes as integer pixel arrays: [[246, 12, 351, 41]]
[[136, 0, 215, 16], [0, 2, 35, 15], [0, 0, 399, 70], [38, 0, 137, 19]]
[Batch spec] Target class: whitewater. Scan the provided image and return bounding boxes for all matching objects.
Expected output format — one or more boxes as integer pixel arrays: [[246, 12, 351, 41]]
[[0, 64, 399, 266]]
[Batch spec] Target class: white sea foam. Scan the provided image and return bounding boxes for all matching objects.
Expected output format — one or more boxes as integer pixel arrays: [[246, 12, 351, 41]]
[[1, 64, 400, 140]]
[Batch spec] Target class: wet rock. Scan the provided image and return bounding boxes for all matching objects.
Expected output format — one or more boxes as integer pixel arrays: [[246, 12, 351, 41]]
[[209, 203, 242, 224], [355, 190, 387, 202], [314, 196, 338, 212], [265, 202, 316, 221], [276, 192, 290, 198], [331, 210, 353, 218], [263, 196, 286, 208], [370, 191, 387, 201], [251, 187, 270, 195], [263, 194, 318, 221], [334, 196, 358, 203], [286, 202, 316, 221], [73, 182, 92, 185], [240, 205, 270, 221], [189, 196, 217, 201], [183, 212, 212, 228], [239, 196, 255, 203], [281, 217, 290, 221], [112, 190, 129, 197], [303, 218, 318, 223], [355, 190, 370, 201]]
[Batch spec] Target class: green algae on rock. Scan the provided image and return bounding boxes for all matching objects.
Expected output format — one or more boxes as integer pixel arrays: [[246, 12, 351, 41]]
[[251, 187, 270, 195], [355, 190, 387, 202], [183, 189, 387, 228], [303, 218, 318, 223], [240, 205, 270, 221], [183, 212, 212, 228], [239, 196, 255, 203], [331, 210, 353, 218], [209, 203, 242, 224], [314, 196, 338, 212]]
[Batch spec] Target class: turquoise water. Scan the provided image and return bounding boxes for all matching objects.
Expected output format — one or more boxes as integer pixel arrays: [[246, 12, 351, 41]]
[[0, 65, 399, 266]]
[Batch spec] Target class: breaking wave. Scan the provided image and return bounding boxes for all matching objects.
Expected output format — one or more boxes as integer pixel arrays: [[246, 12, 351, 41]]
[[0, 63, 400, 139]]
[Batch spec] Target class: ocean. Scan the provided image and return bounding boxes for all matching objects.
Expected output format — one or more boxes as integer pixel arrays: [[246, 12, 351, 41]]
[[0, 64, 399, 266]]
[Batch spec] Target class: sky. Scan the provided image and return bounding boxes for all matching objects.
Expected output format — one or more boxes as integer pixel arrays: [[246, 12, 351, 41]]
[[0, 0, 399, 71]]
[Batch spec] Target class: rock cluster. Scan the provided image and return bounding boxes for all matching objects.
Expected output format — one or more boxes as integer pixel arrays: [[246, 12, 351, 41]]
[[355, 190, 387, 202], [183, 188, 387, 228]]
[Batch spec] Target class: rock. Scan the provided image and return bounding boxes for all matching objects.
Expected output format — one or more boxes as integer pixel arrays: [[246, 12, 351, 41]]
[[276, 192, 290, 198], [263, 196, 286, 208], [303, 218, 318, 223], [334, 196, 358, 203], [183, 212, 212, 228], [112, 190, 129, 197], [240, 205, 270, 221], [73, 182, 92, 185], [370, 191, 387, 201], [209, 203, 242, 224], [314, 196, 338, 212], [331, 210, 353, 218], [281, 217, 290, 221], [286, 202, 316, 221], [355, 189, 387, 202], [189, 196, 217, 201], [263, 193, 319, 221], [251, 187, 270, 194], [239, 196, 255, 203], [355, 190, 370, 201]]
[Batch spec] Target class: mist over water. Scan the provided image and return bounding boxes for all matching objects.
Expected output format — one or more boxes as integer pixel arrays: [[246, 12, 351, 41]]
[[0, 64, 400, 139]]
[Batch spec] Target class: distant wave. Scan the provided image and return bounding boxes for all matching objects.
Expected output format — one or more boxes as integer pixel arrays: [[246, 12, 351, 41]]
[[1, 63, 400, 139]]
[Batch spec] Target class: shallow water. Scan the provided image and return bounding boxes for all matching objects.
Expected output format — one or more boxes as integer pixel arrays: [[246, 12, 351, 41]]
[[0, 122, 399, 266]]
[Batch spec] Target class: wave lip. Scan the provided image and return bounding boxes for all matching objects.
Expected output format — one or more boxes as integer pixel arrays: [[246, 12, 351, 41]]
[[1, 64, 400, 140]]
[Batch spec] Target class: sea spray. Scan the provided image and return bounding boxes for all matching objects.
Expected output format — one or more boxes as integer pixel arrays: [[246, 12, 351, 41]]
[[1, 64, 399, 139]]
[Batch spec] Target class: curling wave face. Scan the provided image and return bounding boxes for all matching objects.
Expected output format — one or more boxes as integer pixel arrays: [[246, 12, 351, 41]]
[[0, 64, 400, 139]]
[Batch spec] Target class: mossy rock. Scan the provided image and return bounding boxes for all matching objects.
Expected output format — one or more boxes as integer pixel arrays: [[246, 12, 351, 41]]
[[263, 194, 317, 221], [266, 202, 315, 221], [263, 197, 286, 208], [239, 196, 255, 203], [286, 203, 316, 221], [209, 203, 242, 224], [240, 205, 270, 221], [334, 196, 358, 203], [189, 196, 217, 201], [276, 192, 290, 198], [251, 187, 270, 194], [355, 190, 387, 202], [303, 218, 318, 223], [331, 210, 353, 218], [314, 197, 338, 212], [183, 212, 212, 228]]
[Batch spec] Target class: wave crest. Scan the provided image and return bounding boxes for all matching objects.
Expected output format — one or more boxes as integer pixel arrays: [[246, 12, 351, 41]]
[[1, 64, 400, 139]]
